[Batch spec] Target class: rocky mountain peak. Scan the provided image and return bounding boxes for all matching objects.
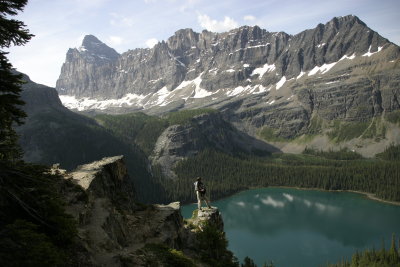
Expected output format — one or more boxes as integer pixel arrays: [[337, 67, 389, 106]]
[[332, 15, 366, 27], [76, 34, 119, 62], [167, 28, 199, 51], [56, 16, 400, 150]]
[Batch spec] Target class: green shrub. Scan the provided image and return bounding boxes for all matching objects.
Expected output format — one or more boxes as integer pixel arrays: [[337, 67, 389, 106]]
[[196, 222, 239, 267], [140, 243, 195, 267], [0, 162, 78, 266]]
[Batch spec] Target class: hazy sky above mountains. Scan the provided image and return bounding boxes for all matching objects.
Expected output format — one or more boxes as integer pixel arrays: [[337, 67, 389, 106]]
[[7, 0, 400, 87]]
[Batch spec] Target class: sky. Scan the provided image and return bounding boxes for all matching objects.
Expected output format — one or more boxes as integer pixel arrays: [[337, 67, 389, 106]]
[[6, 0, 400, 87]]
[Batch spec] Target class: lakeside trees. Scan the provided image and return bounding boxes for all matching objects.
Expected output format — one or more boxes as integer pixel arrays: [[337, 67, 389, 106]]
[[327, 235, 400, 267], [170, 149, 400, 203]]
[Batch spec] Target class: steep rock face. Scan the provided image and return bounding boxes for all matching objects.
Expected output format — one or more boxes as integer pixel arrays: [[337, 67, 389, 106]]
[[56, 15, 400, 152], [56, 35, 120, 98], [57, 15, 397, 101], [62, 156, 234, 266], [64, 156, 186, 266]]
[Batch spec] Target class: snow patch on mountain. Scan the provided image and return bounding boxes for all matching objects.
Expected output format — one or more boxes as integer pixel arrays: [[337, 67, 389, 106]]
[[251, 63, 276, 79], [227, 86, 249, 97], [193, 74, 213, 98], [362, 46, 383, 57], [308, 61, 337, 76], [153, 86, 171, 106], [59, 94, 146, 111], [296, 71, 305, 79], [276, 76, 287, 90], [340, 53, 356, 61]]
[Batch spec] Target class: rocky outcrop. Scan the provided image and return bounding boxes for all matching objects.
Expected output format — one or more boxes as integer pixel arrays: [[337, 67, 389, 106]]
[[187, 207, 224, 232], [62, 156, 235, 266]]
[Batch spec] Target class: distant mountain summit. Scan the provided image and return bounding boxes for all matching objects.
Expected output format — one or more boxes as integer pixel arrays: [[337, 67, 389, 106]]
[[55, 15, 400, 155], [56, 15, 398, 105], [78, 34, 119, 62]]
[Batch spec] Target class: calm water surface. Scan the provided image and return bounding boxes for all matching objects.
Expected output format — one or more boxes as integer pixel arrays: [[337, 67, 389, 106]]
[[181, 188, 400, 267]]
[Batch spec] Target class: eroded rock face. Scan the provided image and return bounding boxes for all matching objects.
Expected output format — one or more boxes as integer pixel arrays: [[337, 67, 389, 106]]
[[62, 156, 231, 266], [62, 156, 184, 265], [56, 15, 400, 146]]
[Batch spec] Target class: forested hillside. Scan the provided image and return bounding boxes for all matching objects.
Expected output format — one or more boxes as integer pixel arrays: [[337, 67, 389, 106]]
[[169, 148, 400, 203], [94, 109, 218, 156], [95, 111, 400, 204]]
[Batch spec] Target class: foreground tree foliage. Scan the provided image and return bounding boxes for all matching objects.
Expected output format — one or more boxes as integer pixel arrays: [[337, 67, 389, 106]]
[[0, 1, 82, 266], [327, 235, 400, 267], [0, 162, 80, 266], [0, 0, 33, 162], [195, 222, 239, 267]]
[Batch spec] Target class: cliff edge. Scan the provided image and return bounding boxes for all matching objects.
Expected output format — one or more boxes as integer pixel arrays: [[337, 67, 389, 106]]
[[59, 156, 237, 266]]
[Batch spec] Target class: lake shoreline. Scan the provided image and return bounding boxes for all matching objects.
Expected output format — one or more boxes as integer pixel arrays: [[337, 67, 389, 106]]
[[183, 187, 400, 207], [271, 186, 400, 206]]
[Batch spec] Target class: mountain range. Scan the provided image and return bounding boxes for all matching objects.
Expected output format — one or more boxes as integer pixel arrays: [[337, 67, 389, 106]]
[[13, 15, 400, 205], [55, 15, 400, 156]]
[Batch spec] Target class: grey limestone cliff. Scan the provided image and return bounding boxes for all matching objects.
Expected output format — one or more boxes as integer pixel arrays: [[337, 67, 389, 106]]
[[55, 15, 400, 155]]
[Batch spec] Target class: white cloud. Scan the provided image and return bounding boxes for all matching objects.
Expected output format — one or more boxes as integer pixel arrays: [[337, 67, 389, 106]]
[[110, 13, 134, 27], [198, 14, 239, 32], [303, 199, 312, 207], [261, 196, 285, 208], [108, 36, 123, 46], [236, 201, 246, 207], [244, 15, 256, 22], [283, 193, 294, 202], [179, 0, 200, 12], [314, 202, 341, 214], [145, 38, 158, 48], [73, 0, 110, 10]]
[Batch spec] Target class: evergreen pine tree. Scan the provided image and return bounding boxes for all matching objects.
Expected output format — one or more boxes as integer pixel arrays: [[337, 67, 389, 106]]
[[0, 0, 33, 162], [389, 233, 399, 262], [242, 256, 257, 267]]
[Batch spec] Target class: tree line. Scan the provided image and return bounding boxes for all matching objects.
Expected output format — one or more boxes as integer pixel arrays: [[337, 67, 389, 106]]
[[327, 234, 400, 267], [158, 149, 400, 204]]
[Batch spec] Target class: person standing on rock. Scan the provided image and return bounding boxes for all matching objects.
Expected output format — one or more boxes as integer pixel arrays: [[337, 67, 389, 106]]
[[194, 177, 211, 211]]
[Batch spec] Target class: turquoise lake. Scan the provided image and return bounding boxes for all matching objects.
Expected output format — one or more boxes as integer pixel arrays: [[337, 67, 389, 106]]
[[181, 188, 400, 267]]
